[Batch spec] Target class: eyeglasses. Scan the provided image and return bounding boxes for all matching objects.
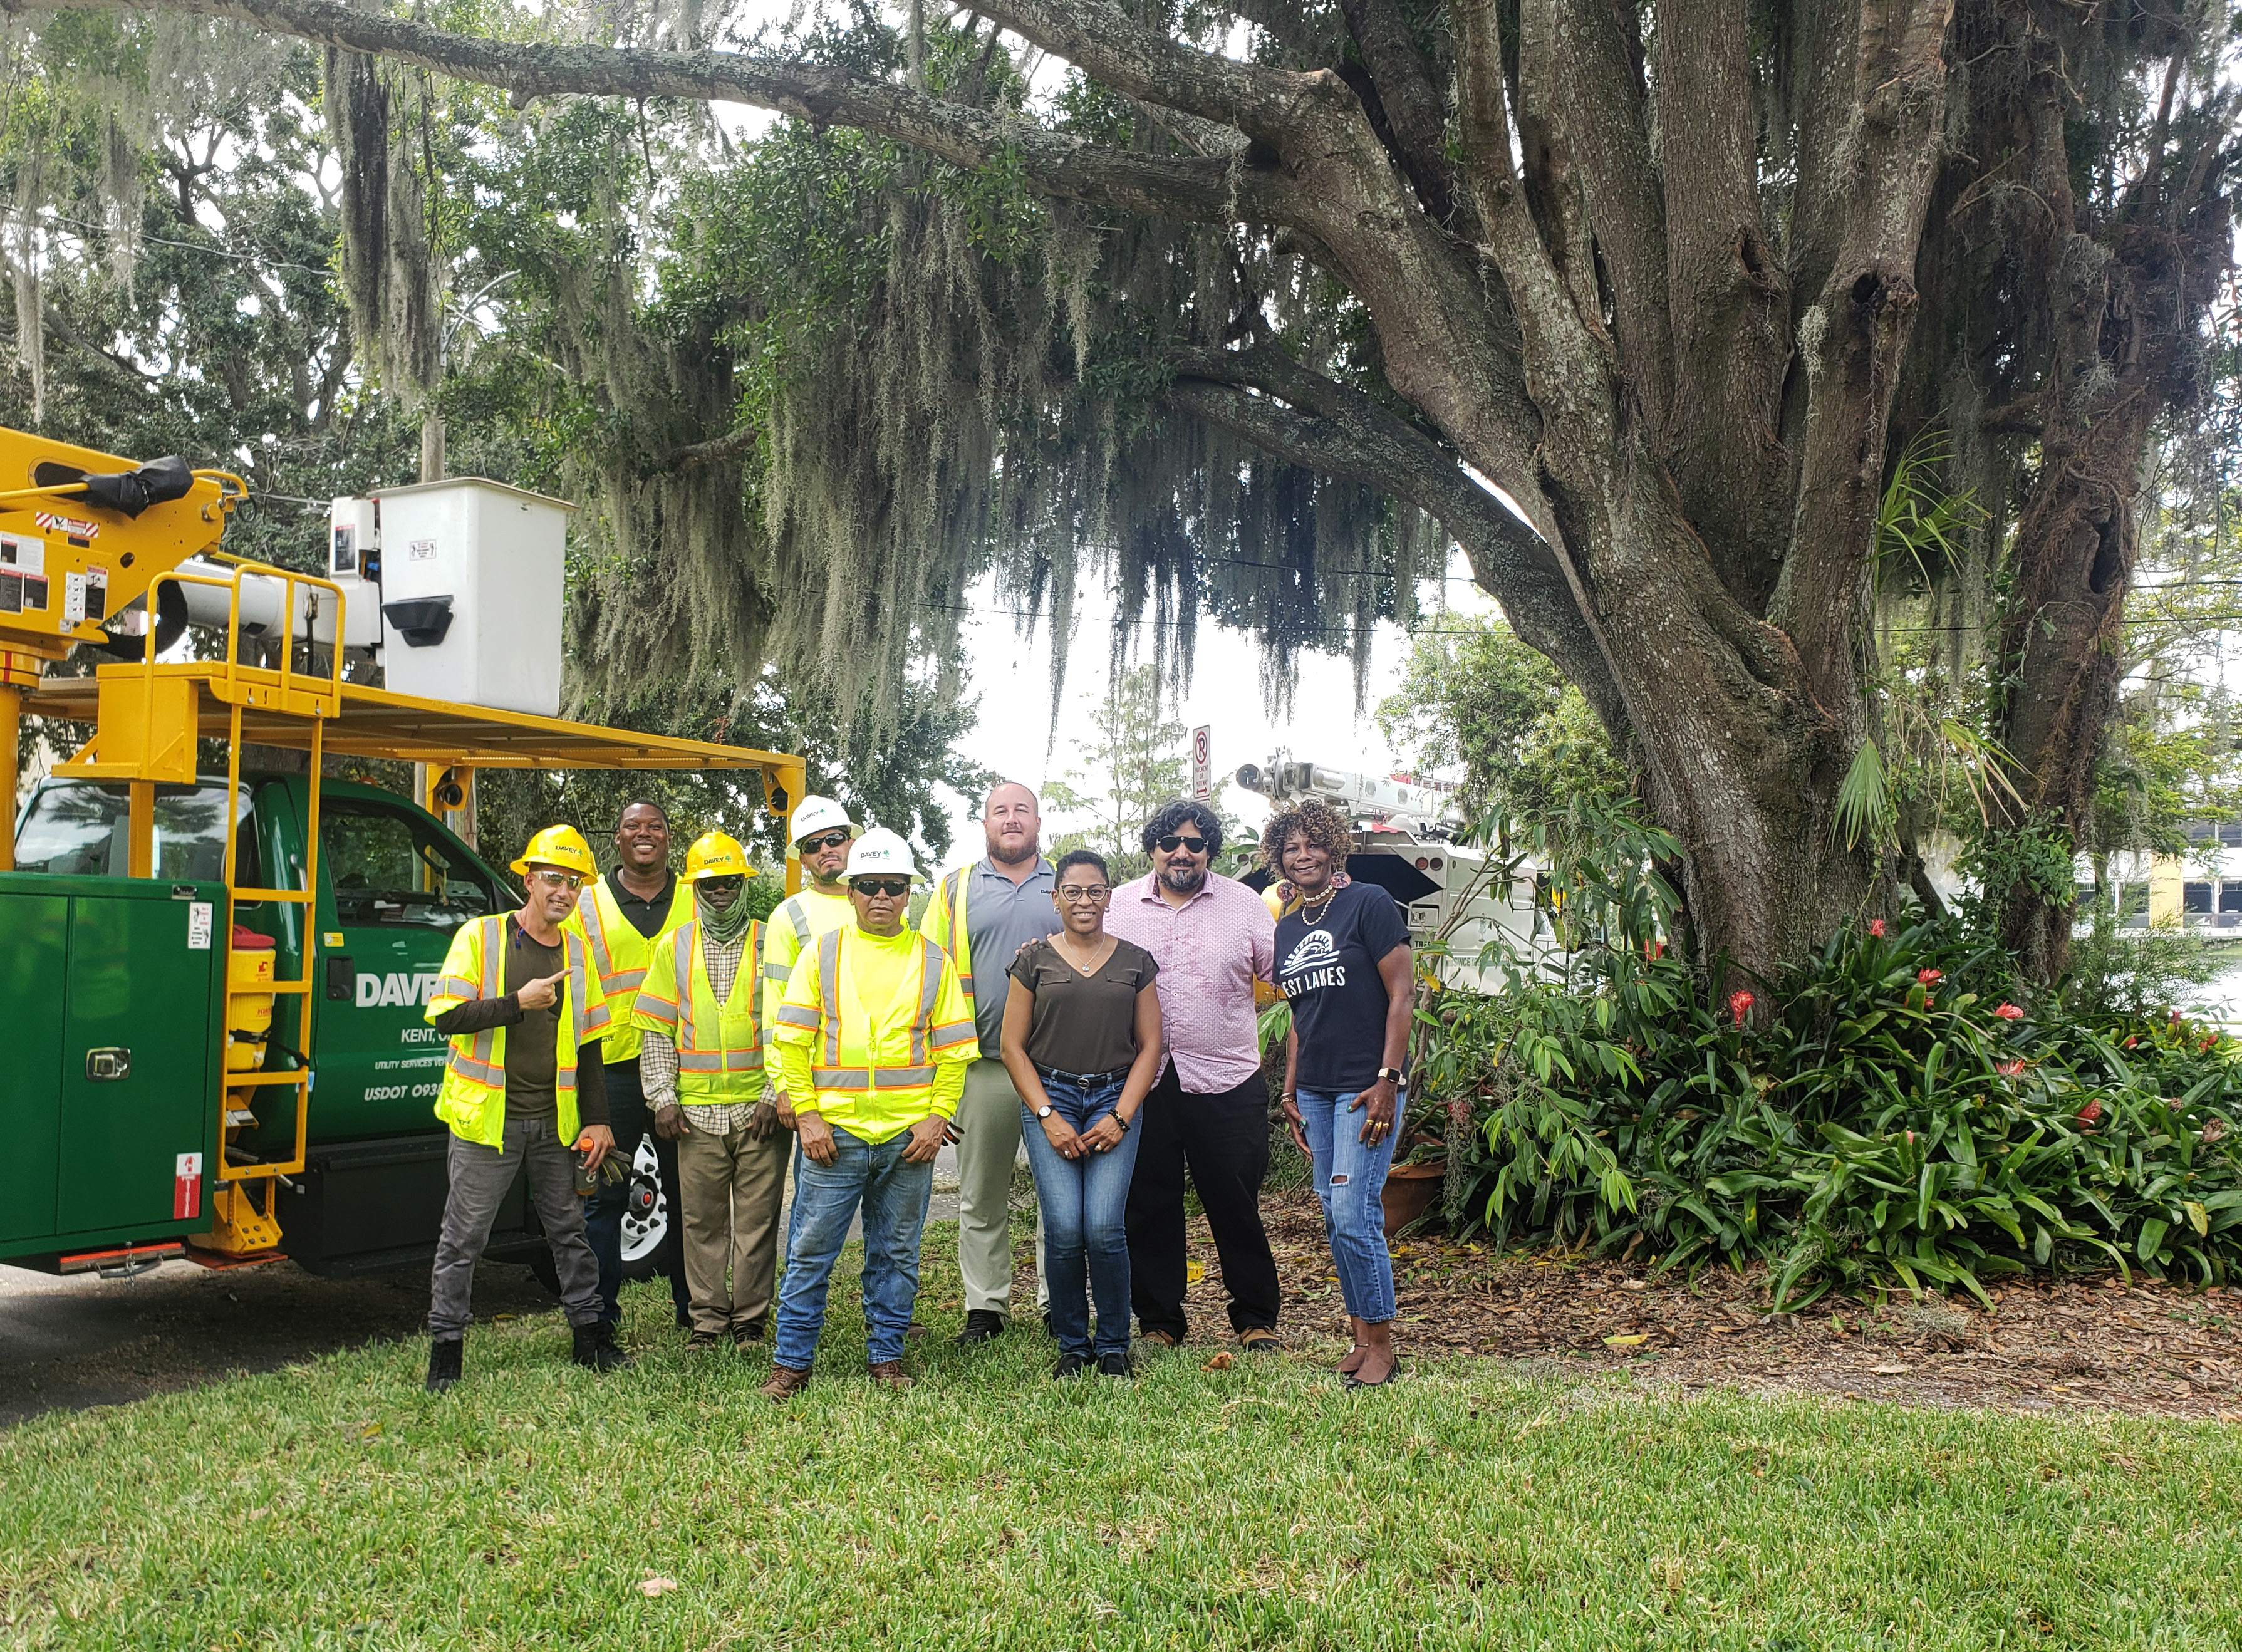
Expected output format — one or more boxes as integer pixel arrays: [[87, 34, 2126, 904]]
[[529, 870, 584, 891], [1057, 884, 1111, 903], [797, 829, 853, 854], [850, 877, 911, 898], [1155, 834, 1209, 854]]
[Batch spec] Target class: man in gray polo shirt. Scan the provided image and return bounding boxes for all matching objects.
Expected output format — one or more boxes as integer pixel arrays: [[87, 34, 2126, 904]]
[[923, 781, 1062, 1343]]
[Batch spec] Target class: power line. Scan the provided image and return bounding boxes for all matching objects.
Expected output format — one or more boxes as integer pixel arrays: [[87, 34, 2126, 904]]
[[0, 204, 337, 283]]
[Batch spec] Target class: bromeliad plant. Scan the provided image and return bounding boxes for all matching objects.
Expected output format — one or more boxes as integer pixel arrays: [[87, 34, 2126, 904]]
[[1431, 912, 2242, 1307]]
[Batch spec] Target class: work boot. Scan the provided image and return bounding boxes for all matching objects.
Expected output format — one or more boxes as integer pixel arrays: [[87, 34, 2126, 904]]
[[761, 1364, 812, 1403], [425, 1338, 464, 1394], [867, 1359, 915, 1391], [685, 1329, 722, 1354], [731, 1316, 765, 1348], [571, 1322, 633, 1374], [955, 1309, 1006, 1346]]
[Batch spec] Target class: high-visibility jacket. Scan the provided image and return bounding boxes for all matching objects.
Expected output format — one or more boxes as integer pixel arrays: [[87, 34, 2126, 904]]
[[633, 918, 767, 1103], [425, 915, 611, 1148], [759, 885, 855, 1034], [771, 925, 978, 1145], [921, 864, 982, 1004], [567, 873, 694, 1065]]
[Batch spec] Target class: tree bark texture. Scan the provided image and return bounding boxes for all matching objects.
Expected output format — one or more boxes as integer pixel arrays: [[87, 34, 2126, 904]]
[[15, 0, 2231, 989]]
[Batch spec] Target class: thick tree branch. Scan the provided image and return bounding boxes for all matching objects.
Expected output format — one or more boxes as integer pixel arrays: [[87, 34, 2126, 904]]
[[0, 0, 1298, 226], [1336, 0, 1465, 229]]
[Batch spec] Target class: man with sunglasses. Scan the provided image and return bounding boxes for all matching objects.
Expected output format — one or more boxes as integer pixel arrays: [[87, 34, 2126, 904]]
[[923, 781, 1061, 1345], [1104, 799, 1283, 1355], [759, 796, 863, 1128], [422, 824, 624, 1393], [569, 799, 695, 1334], [764, 829, 978, 1398]]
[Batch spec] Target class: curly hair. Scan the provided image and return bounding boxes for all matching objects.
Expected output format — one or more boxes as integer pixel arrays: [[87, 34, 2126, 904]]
[[1259, 798, 1352, 870], [1140, 797, 1224, 858]]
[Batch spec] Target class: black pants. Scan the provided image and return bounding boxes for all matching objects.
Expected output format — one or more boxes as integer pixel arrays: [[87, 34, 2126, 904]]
[[1126, 1067, 1280, 1338], [585, 1060, 690, 1326]]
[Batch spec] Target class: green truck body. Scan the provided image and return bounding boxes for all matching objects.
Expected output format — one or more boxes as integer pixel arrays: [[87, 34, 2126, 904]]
[[4, 773, 556, 1275]]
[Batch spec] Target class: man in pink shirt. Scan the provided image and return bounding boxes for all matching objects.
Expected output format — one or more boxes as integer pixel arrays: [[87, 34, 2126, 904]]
[[1104, 798, 1283, 1352]]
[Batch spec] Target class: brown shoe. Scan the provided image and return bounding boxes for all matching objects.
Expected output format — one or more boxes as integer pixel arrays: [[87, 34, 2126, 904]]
[[760, 1363, 812, 1403], [1240, 1327, 1284, 1354], [1139, 1329, 1181, 1348], [867, 1359, 915, 1391]]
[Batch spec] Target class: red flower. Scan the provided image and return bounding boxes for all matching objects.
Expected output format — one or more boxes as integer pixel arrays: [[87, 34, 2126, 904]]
[[2171, 1009, 2185, 1023], [1924, 996, 1935, 1010], [1994, 1002, 2023, 1021], [1917, 968, 1943, 985], [1903, 1130, 1918, 1144], [2123, 1036, 2139, 1049], [1997, 1060, 2024, 1078], [1868, 918, 1887, 938], [2076, 1099, 2104, 1126], [1728, 990, 1755, 1026]]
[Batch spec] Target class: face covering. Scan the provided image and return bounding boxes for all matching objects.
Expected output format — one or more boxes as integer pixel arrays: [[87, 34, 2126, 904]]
[[699, 884, 754, 945]]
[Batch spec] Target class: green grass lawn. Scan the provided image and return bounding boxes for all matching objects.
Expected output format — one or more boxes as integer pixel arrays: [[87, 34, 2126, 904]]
[[3, 1220, 2238, 1650]]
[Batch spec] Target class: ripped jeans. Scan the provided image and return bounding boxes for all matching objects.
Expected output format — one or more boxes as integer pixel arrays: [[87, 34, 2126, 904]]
[[1295, 1086, 1400, 1324]]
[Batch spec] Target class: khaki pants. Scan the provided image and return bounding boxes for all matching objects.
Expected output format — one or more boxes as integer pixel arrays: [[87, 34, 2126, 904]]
[[955, 1058, 1047, 1316], [676, 1116, 791, 1336]]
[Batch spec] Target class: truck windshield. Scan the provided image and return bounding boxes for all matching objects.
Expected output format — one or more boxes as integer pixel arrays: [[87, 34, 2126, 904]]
[[321, 797, 497, 929], [13, 781, 252, 881]]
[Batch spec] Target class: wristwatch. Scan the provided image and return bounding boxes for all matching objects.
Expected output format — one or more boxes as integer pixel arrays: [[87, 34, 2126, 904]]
[[1377, 1067, 1403, 1084], [1035, 1103, 1054, 1120]]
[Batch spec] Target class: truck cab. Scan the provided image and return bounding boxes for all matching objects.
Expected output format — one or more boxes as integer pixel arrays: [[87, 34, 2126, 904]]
[[6, 773, 564, 1275]]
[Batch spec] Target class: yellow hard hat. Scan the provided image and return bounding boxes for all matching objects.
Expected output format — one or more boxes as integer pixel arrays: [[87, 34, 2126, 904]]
[[510, 823, 596, 878], [683, 831, 755, 883]]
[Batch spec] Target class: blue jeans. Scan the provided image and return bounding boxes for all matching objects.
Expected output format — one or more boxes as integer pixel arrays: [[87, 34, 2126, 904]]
[[1018, 1071, 1142, 1359], [1297, 1086, 1399, 1324], [774, 1125, 934, 1370]]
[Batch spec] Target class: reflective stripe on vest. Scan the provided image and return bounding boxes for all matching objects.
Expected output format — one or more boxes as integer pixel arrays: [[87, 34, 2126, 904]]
[[809, 1065, 939, 1089], [942, 867, 974, 998], [464, 914, 505, 1088], [447, 916, 594, 1099], [579, 881, 650, 997], [667, 919, 765, 1078]]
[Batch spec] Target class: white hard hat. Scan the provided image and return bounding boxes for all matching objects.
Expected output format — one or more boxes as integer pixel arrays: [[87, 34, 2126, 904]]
[[786, 794, 861, 858], [843, 826, 923, 883]]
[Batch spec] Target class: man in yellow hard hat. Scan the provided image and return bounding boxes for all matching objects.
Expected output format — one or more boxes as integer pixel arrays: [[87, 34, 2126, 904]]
[[758, 794, 861, 1131], [633, 831, 787, 1352], [762, 827, 978, 1399], [423, 823, 625, 1393], [570, 799, 695, 1334]]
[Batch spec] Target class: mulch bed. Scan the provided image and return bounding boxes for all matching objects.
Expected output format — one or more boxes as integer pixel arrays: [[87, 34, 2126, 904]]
[[1168, 1187, 2242, 1421]]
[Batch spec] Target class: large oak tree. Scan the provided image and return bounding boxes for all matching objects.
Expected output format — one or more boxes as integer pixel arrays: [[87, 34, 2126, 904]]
[[11, 0, 2233, 990]]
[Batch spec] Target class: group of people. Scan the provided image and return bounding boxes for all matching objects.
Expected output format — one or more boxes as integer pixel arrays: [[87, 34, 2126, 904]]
[[420, 781, 1414, 1398]]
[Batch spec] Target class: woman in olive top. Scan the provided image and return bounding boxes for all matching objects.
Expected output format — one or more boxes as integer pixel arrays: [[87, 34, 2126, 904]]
[[1000, 849, 1163, 1379], [1268, 800, 1413, 1389]]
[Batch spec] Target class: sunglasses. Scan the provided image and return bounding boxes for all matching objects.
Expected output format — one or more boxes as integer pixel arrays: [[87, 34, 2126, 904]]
[[698, 875, 745, 894], [1155, 835, 1209, 854], [797, 828, 853, 854], [529, 870, 584, 891], [1057, 884, 1111, 903], [850, 877, 911, 898]]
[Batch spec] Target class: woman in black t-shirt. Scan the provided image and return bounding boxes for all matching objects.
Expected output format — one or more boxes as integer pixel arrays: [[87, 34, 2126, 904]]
[[1000, 849, 1163, 1379], [1267, 801, 1413, 1389]]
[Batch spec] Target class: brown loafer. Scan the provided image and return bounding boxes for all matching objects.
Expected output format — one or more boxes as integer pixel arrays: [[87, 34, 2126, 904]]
[[760, 1363, 812, 1402], [867, 1359, 915, 1391], [1139, 1329, 1181, 1348]]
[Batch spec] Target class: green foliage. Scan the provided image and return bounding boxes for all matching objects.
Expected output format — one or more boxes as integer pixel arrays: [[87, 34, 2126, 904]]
[[1376, 616, 1624, 827], [1041, 664, 1243, 880], [1424, 907, 2242, 1305]]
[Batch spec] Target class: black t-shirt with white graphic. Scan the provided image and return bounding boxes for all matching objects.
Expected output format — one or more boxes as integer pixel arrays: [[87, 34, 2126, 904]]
[[1273, 881, 1410, 1092]]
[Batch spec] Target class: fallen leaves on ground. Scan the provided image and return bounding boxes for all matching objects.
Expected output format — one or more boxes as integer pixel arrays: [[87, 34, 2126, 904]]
[[1141, 1188, 2242, 1421]]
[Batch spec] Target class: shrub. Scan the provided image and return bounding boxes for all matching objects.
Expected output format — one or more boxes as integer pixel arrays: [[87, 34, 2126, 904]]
[[1428, 918, 2242, 1308]]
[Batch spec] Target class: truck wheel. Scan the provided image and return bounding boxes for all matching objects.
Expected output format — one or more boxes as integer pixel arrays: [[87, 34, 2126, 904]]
[[620, 1137, 668, 1283]]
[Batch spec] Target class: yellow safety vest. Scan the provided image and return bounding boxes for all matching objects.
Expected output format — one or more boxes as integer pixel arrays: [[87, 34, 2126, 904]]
[[633, 918, 767, 1103], [759, 885, 856, 1031], [425, 915, 611, 1148], [568, 873, 694, 1065], [771, 927, 978, 1140], [923, 865, 978, 1003]]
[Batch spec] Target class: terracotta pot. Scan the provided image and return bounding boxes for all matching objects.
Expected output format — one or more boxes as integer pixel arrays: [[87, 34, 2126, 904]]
[[1381, 1158, 1447, 1237]]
